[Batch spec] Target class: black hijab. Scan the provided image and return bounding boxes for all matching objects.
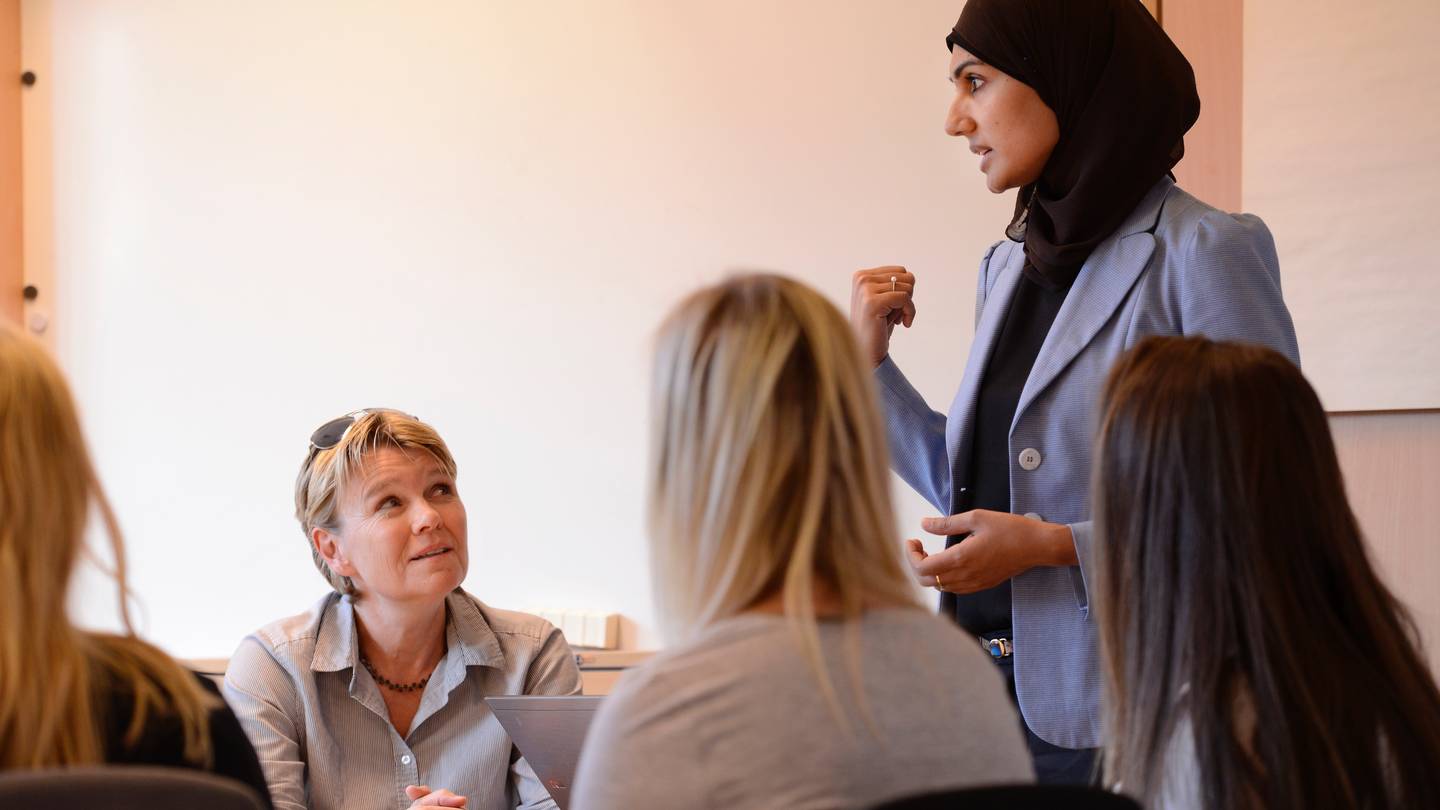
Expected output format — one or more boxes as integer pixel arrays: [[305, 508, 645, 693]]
[[947, 0, 1199, 288]]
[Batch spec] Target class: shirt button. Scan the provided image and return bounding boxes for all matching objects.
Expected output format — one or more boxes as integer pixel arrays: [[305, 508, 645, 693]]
[[1023, 512, 1043, 521], [1018, 448, 1042, 471], [401, 754, 412, 765]]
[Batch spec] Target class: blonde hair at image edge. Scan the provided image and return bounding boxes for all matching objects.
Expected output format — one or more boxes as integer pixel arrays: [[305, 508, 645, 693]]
[[647, 274, 920, 728], [293, 409, 457, 595], [0, 324, 214, 769]]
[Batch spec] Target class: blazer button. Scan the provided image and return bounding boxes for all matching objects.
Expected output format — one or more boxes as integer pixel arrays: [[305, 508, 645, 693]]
[[1018, 448, 1042, 471]]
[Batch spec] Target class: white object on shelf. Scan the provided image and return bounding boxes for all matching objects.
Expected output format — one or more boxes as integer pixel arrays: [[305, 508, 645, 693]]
[[533, 609, 621, 650]]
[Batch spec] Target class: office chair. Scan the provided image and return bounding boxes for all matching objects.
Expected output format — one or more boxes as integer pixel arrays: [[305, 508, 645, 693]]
[[872, 783, 1143, 810], [0, 765, 267, 810]]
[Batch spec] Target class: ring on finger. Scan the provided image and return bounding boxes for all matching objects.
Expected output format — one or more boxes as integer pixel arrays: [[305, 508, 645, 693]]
[[890, 275, 897, 293], [933, 573, 944, 592]]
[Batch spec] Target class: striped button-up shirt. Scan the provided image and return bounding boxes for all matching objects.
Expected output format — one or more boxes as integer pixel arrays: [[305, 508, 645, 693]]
[[223, 590, 581, 810]]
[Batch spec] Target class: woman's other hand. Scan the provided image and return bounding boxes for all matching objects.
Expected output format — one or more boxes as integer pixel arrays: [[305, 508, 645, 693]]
[[405, 785, 468, 808], [905, 510, 1079, 593], [849, 266, 916, 367]]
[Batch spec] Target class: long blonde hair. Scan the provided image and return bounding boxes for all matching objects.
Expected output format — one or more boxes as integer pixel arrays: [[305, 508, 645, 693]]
[[0, 324, 214, 768], [648, 274, 919, 718]]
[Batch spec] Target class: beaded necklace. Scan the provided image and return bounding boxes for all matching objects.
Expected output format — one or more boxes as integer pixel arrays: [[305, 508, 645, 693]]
[[360, 644, 444, 694]]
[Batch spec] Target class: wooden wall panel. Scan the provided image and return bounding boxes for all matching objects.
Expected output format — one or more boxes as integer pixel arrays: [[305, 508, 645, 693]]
[[19, 0, 51, 348], [1161, 0, 1243, 212], [0, 0, 20, 325]]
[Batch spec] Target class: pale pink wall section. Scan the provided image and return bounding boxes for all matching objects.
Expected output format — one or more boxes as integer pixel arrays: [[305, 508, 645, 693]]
[[1161, 0, 1243, 212], [1331, 411, 1440, 675]]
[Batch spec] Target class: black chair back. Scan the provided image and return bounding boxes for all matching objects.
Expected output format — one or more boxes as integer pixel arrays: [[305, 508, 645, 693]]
[[872, 783, 1142, 810], [0, 765, 267, 810]]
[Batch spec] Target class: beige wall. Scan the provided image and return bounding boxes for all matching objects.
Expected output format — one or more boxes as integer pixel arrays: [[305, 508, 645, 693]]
[[21, 1, 1439, 668], [32, 0, 991, 655]]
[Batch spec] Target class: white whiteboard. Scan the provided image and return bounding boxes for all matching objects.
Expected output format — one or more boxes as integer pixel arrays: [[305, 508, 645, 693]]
[[1244, 0, 1440, 411]]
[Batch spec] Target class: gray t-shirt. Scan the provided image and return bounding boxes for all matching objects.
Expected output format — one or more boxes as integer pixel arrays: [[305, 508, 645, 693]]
[[572, 607, 1033, 810]]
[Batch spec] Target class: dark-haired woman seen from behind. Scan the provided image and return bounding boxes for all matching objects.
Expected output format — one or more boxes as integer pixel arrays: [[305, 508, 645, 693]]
[[0, 324, 272, 806], [1093, 335, 1440, 809]]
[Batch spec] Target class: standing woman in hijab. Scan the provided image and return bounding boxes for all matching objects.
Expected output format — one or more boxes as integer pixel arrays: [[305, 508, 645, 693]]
[[849, 0, 1299, 783]]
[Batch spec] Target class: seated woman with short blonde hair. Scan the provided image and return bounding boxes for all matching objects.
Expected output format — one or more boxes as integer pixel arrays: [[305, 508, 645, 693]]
[[0, 324, 270, 806], [224, 409, 581, 810], [571, 275, 1032, 810]]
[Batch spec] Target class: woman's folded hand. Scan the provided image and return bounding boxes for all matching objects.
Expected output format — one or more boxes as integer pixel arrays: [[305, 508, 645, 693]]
[[405, 784, 468, 808]]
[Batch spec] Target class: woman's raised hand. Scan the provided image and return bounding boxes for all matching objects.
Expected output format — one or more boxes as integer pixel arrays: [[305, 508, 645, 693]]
[[849, 266, 917, 368]]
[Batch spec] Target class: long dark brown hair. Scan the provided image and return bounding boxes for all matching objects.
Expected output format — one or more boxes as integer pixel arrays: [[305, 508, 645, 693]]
[[1093, 335, 1440, 809]]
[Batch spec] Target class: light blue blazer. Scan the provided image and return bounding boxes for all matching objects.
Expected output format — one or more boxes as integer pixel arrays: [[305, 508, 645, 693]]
[[874, 177, 1300, 749]]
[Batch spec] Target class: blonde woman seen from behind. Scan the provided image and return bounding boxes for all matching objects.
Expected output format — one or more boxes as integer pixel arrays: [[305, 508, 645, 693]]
[[0, 324, 272, 805], [571, 275, 1032, 810]]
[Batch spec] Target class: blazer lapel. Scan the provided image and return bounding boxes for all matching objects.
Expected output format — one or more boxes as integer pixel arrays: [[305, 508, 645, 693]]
[[1012, 178, 1173, 428], [945, 241, 1025, 498]]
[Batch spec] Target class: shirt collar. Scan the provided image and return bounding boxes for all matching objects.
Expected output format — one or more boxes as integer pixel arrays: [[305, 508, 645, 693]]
[[309, 590, 506, 674], [310, 592, 357, 673], [446, 590, 506, 670]]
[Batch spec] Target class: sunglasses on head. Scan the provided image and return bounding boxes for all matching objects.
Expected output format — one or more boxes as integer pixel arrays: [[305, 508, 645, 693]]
[[308, 408, 418, 451]]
